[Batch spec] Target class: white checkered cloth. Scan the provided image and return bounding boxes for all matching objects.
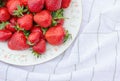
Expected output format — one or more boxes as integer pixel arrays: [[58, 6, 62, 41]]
[[1, 0, 120, 81]]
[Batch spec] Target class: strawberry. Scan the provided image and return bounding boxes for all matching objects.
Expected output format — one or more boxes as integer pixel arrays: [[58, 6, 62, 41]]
[[8, 31, 30, 50], [7, 0, 22, 15], [57, 19, 64, 26], [45, 25, 65, 45], [33, 39, 46, 54], [21, 0, 28, 6], [45, 0, 62, 11], [0, 29, 12, 41], [28, 0, 44, 12], [0, 7, 10, 22], [31, 26, 42, 33], [9, 17, 17, 25], [34, 10, 52, 28], [27, 32, 41, 46], [61, 0, 71, 8], [17, 14, 33, 30], [6, 23, 16, 32]]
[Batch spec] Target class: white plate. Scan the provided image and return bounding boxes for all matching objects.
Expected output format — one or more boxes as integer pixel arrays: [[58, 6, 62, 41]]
[[0, 0, 82, 66]]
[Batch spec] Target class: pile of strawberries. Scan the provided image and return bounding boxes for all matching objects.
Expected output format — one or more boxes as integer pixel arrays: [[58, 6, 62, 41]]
[[0, 0, 71, 56]]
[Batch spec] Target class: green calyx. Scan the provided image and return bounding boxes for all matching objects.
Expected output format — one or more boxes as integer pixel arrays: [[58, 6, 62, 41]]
[[41, 28, 48, 35], [52, 9, 64, 26], [13, 5, 28, 17], [23, 30, 30, 37], [64, 30, 72, 43], [32, 51, 41, 58], [0, 22, 9, 30]]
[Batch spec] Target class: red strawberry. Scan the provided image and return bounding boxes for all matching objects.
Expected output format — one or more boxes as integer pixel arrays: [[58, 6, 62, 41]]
[[8, 31, 30, 50], [27, 32, 41, 45], [0, 7, 10, 22], [61, 0, 71, 8], [10, 17, 17, 25], [0, 29, 12, 41], [21, 0, 28, 6], [33, 39, 46, 54], [34, 10, 52, 28], [28, 0, 44, 12], [45, 0, 62, 11], [7, 0, 22, 15], [57, 19, 64, 26], [31, 26, 42, 33], [17, 14, 33, 30], [6, 23, 16, 32], [45, 25, 65, 45]]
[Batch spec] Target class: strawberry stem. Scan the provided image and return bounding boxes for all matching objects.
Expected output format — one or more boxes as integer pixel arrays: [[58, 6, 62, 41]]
[[27, 40, 34, 46]]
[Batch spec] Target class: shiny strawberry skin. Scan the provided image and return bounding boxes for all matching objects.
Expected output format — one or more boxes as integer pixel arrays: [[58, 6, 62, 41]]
[[28, 32, 41, 45], [45, 0, 62, 11], [61, 0, 71, 8], [17, 14, 33, 30], [31, 26, 42, 33], [0, 29, 12, 41], [10, 17, 17, 25], [33, 39, 46, 54], [0, 7, 10, 22], [28, 0, 44, 12], [21, 0, 28, 6], [6, 23, 16, 32], [34, 10, 52, 28], [7, 0, 22, 15], [45, 25, 65, 45], [8, 31, 30, 50]]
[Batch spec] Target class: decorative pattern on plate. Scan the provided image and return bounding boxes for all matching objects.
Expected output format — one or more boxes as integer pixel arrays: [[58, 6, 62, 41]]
[[0, 0, 82, 66]]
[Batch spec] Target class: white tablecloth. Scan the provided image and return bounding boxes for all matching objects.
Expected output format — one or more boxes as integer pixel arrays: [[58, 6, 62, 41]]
[[1, 0, 120, 81]]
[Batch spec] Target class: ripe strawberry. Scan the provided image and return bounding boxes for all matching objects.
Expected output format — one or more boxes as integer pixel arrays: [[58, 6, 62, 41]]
[[45, 25, 65, 45], [61, 0, 71, 8], [31, 26, 42, 33], [21, 0, 28, 6], [17, 14, 33, 30], [57, 19, 64, 26], [10, 17, 17, 25], [7, 0, 22, 15], [6, 23, 16, 32], [0, 29, 12, 41], [27, 32, 41, 45], [0, 7, 10, 22], [28, 0, 44, 12], [45, 0, 62, 11], [8, 31, 30, 50], [33, 39, 46, 54], [34, 10, 52, 28]]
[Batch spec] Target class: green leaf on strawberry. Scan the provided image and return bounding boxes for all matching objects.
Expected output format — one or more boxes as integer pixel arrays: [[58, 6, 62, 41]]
[[0, 22, 9, 30], [51, 9, 64, 26], [23, 30, 30, 37], [32, 51, 41, 58], [52, 9, 64, 19], [13, 5, 28, 17], [41, 28, 48, 35], [64, 30, 72, 43]]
